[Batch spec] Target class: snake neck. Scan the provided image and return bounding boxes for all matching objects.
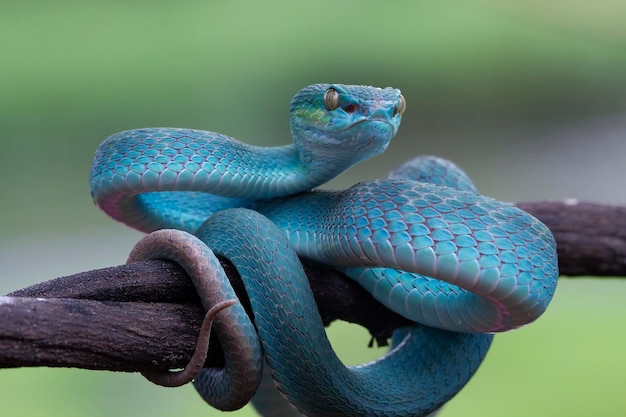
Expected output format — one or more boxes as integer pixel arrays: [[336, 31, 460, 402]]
[[260, 118, 379, 195], [285, 121, 393, 193], [238, 143, 352, 197]]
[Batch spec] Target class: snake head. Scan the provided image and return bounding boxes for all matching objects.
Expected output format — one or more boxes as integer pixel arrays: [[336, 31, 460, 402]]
[[290, 83, 405, 167]]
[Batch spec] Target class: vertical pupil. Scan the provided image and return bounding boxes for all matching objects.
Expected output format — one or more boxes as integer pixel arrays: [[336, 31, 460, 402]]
[[324, 88, 340, 111]]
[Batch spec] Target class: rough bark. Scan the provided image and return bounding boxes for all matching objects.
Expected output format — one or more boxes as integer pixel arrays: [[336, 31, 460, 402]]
[[516, 201, 626, 276]]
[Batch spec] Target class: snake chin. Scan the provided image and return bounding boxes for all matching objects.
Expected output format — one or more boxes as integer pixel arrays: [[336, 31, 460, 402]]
[[352, 120, 395, 157]]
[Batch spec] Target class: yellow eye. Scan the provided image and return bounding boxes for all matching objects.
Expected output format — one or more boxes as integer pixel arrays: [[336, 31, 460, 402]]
[[323, 88, 340, 111], [394, 94, 406, 117]]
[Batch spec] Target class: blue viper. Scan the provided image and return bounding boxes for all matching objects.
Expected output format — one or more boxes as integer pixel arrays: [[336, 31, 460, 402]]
[[90, 84, 558, 416]]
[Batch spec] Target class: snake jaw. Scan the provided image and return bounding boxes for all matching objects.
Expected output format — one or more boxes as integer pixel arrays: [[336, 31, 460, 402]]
[[351, 120, 395, 159]]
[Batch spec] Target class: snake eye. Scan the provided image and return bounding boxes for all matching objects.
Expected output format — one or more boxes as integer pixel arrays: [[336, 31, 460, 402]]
[[323, 88, 340, 111], [393, 94, 407, 117]]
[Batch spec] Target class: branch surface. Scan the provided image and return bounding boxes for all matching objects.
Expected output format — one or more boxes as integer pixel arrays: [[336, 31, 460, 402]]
[[1, 201, 625, 373], [516, 201, 626, 276]]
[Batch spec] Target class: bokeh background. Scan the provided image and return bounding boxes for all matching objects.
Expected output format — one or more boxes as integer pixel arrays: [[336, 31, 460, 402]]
[[1, 1, 625, 416]]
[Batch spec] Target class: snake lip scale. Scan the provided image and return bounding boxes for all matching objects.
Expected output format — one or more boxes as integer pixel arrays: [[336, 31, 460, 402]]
[[90, 83, 558, 417]]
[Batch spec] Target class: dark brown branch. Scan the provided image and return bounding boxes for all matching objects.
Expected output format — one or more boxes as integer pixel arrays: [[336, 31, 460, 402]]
[[4, 258, 410, 372], [516, 201, 626, 276], [0, 201, 625, 374]]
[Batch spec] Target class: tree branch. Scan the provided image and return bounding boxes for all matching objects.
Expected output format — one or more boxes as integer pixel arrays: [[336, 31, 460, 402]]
[[0, 201, 624, 374], [516, 201, 626, 276], [4, 258, 410, 372]]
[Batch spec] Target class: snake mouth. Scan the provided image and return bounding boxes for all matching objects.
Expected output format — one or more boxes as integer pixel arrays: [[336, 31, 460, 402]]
[[344, 118, 397, 137], [360, 118, 397, 137]]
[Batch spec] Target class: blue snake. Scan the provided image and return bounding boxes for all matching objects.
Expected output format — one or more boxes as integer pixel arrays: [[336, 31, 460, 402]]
[[89, 84, 559, 416]]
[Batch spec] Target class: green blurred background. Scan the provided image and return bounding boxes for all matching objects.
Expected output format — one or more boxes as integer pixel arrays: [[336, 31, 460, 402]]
[[1, 1, 625, 416]]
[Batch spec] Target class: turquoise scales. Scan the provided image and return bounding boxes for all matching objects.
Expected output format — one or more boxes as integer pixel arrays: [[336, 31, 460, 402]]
[[89, 84, 558, 416]]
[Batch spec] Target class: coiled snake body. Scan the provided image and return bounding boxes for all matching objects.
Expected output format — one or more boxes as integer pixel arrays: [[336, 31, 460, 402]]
[[90, 84, 558, 416]]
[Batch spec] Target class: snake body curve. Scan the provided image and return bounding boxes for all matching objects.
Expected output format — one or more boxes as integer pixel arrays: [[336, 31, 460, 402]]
[[90, 84, 558, 416]]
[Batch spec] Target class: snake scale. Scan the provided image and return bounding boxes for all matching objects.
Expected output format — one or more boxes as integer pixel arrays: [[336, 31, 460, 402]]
[[89, 84, 558, 416]]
